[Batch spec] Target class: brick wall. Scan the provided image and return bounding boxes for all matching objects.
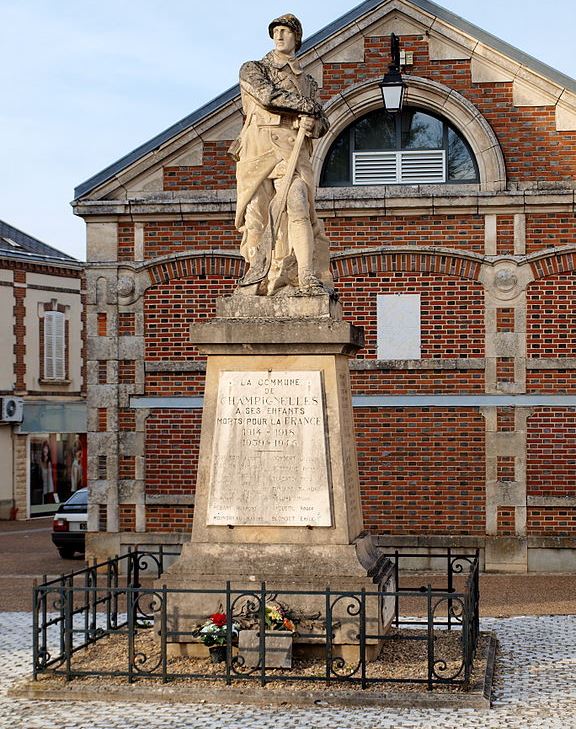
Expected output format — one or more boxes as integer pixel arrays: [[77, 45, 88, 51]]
[[496, 216, 515, 255], [527, 409, 576, 498], [13, 270, 26, 391], [496, 407, 515, 431], [355, 407, 486, 534], [163, 141, 236, 191], [338, 272, 485, 359], [324, 215, 485, 253], [526, 214, 576, 254], [118, 312, 136, 336], [144, 220, 239, 259], [146, 506, 194, 532], [497, 507, 516, 536], [350, 369, 485, 394], [118, 222, 135, 261], [527, 370, 576, 393], [528, 508, 576, 537], [527, 273, 576, 357], [145, 410, 202, 495], [119, 505, 136, 532], [145, 372, 205, 398], [144, 277, 237, 361], [81, 21, 576, 558]]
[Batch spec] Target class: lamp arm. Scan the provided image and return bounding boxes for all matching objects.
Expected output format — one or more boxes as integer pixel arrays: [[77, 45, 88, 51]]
[[391, 33, 401, 71]]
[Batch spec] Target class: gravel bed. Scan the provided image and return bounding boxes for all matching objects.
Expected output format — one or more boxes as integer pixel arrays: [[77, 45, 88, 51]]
[[34, 627, 490, 694]]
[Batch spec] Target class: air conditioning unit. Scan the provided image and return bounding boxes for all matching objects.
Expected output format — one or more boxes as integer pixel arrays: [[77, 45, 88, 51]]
[[1, 397, 24, 423]]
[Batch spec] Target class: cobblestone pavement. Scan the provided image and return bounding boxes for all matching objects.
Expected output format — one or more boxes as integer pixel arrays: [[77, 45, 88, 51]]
[[2, 612, 576, 728]]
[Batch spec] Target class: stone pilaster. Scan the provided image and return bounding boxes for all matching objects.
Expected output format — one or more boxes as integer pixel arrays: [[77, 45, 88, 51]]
[[479, 214, 535, 571]]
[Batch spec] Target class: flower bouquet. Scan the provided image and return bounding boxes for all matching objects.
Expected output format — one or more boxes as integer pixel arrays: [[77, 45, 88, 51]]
[[196, 611, 239, 663], [264, 602, 296, 632]]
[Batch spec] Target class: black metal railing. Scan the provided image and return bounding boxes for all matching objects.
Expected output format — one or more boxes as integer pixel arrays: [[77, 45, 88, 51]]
[[33, 547, 480, 691]]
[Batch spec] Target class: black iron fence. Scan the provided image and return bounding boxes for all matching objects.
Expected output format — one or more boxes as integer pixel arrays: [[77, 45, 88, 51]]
[[33, 547, 480, 691]]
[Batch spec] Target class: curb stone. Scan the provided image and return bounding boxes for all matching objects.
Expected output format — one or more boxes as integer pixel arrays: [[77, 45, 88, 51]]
[[9, 635, 496, 711]]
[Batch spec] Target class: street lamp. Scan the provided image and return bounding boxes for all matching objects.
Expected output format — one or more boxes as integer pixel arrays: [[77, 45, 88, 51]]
[[379, 33, 406, 113]]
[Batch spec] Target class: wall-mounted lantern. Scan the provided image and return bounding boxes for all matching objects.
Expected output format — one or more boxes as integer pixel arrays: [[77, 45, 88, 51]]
[[379, 33, 406, 113]]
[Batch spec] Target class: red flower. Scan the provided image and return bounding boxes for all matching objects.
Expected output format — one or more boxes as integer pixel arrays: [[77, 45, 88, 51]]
[[210, 612, 227, 627]]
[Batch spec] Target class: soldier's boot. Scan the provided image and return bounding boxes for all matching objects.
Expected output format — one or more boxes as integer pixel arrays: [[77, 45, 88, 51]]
[[290, 218, 325, 295]]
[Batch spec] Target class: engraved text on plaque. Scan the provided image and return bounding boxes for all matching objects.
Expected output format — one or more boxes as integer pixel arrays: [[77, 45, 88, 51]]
[[206, 370, 332, 526]]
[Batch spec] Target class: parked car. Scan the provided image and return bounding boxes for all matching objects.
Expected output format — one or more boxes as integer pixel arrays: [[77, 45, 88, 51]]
[[51, 488, 88, 559]]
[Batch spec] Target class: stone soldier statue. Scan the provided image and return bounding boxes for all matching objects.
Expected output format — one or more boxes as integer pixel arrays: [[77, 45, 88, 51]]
[[230, 14, 334, 296]]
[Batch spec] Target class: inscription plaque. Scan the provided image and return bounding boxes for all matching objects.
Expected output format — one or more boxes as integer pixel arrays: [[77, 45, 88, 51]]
[[206, 370, 332, 526]]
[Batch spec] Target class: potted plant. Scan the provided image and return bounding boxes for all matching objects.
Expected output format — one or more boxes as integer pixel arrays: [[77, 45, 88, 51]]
[[196, 611, 239, 663]]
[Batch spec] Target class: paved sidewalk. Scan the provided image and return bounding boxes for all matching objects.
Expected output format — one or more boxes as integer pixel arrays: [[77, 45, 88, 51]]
[[2, 612, 576, 728]]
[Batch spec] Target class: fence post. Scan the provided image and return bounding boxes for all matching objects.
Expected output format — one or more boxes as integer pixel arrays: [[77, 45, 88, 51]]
[[360, 588, 367, 689], [127, 586, 135, 684], [394, 550, 400, 628], [259, 582, 266, 687], [325, 586, 332, 685], [83, 564, 90, 644], [133, 548, 141, 589], [89, 558, 98, 641], [32, 580, 39, 680], [426, 585, 434, 691], [161, 584, 168, 684], [447, 547, 453, 631], [37, 574, 49, 677], [64, 575, 73, 682], [225, 581, 232, 686]]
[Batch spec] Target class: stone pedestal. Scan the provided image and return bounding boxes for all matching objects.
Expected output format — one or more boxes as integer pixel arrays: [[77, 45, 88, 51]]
[[160, 293, 394, 653]]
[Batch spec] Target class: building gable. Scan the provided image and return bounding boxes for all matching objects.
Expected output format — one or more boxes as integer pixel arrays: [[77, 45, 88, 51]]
[[74, 0, 576, 202]]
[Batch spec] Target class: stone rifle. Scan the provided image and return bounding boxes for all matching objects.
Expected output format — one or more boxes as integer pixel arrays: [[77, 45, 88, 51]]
[[239, 122, 308, 287]]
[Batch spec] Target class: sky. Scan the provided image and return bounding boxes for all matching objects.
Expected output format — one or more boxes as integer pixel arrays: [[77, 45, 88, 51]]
[[1, 0, 575, 261]]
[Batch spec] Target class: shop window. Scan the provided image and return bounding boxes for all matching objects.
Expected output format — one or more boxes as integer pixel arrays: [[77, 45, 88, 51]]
[[321, 107, 478, 187], [377, 294, 421, 360], [29, 433, 86, 516]]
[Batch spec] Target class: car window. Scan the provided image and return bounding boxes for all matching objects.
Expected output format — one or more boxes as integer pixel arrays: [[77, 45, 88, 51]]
[[65, 489, 88, 507]]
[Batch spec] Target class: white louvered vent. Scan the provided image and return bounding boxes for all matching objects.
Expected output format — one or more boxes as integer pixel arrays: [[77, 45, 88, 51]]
[[353, 152, 397, 185], [353, 150, 446, 185], [400, 150, 445, 183]]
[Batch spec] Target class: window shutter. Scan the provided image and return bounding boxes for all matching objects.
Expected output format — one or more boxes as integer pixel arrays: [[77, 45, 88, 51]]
[[44, 311, 65, 380]]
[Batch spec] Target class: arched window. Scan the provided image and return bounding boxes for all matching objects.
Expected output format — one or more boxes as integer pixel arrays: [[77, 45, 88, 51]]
[[320, 107, 479, 187]]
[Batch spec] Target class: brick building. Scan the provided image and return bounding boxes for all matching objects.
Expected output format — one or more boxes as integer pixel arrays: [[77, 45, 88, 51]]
[[74, 0, 576, 571], [0, 221, 85, 520]]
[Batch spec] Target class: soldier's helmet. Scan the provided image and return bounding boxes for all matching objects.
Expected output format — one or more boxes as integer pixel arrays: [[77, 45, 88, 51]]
[[268, 14, 303, 52]]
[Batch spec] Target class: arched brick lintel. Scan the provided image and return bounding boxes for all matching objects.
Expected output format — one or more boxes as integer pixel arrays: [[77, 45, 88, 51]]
[[142, 249, 482, 290], [146, 254, 245, 286], [529, 250, 576, 281], [331, 251, 482, 281]]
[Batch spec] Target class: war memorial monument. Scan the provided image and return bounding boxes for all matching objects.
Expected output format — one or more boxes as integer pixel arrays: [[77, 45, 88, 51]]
[[160, 13, 394, 658]]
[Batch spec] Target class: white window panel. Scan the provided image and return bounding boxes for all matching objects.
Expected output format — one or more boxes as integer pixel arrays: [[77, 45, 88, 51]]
[[353, 152, 398, 184], [353, 150, 445, 185], [400, 150, 445, 183], [377, 294, 421, 360]]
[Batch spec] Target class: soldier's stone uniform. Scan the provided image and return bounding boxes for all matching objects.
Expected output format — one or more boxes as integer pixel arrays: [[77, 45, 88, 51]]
[[232, 16, 334, 295]]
